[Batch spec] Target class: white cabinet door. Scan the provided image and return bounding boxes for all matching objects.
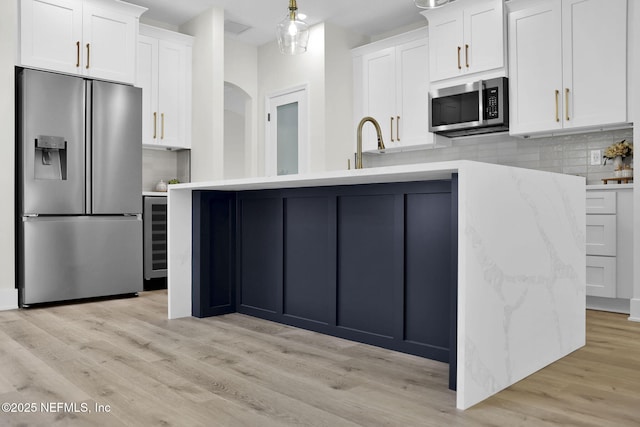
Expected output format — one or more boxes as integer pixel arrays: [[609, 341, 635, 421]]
[[586, 215, 617, 257], [137, 25, 193, 150], [396, 39, 431, 147], [426, 0, 504, 82], [509, 0, 627, 136], [362, 47, 396, 151], [158, 40, 189, 148], [508, 1, 563, 135], [136, 34, 158, 147], [82, 3, 137, 83], [561, 0, 627, 129], [20, 0, 83, 75], [428, 10, 463, 82], [586, 191, 616, 215], [586, 256, 616, 298], [463, 1, 504, 75]]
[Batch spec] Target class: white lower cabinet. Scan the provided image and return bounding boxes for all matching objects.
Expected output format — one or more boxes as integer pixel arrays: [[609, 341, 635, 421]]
[[586, 256, 616, 298], [585, 187, 634, 312]]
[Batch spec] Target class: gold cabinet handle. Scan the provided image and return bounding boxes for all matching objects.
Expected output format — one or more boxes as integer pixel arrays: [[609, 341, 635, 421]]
[[397, 116, 400, 141], [555, 90, 560, 122], [161, 113, 165, 139], [457, 46, 462, 69], [86, 43, 90, 69], [153, 112, 157, 139], [76, 41, 80, 67], [565, 88, 570, 121], [390, 117, 395, 142], [465, 44, 469, 68]]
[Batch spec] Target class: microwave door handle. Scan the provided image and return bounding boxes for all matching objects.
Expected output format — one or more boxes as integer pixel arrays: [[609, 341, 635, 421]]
[[478, 81, 485, 125]]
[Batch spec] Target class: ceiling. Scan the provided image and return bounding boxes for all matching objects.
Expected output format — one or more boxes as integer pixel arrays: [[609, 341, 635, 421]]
[[125, 0, 427, 46]]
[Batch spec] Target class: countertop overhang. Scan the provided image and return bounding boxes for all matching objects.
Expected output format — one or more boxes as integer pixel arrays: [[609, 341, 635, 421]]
[[168, 161, 466, 193]]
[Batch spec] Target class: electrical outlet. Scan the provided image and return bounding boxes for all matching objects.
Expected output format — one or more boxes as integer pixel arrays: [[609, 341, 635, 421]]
[[590, 150, 602, 166]]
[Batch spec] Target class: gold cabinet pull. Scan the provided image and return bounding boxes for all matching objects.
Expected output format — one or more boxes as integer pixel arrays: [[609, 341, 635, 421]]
[[397, 116, 400, 141], [76, 41, 80, 67], [555, 90, 560, 122], [457, 46, 462, 70], [153, 112, 157, 139], [161, 113, 165, 139], [86, 43, 90, 69], [565, 88, 570, 121], [390, 117, 395, 142], [465, 44, 469, 68]]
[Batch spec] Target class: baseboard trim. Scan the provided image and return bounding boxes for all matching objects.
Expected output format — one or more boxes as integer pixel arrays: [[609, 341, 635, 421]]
[[586, 296, 630, 314], [0, 288, 18, 311], [629, 299, 640, 322]]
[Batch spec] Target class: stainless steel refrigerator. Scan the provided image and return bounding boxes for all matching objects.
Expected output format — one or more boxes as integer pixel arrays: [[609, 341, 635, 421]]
[[16, 68, 143, 306]]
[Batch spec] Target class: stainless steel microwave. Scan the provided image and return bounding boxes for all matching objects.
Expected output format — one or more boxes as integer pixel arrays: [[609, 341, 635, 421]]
[[429, 77, 509, 137]]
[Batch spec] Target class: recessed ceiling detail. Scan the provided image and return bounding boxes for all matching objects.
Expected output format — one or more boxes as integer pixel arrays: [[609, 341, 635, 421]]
[[224, 20, 252, 35]]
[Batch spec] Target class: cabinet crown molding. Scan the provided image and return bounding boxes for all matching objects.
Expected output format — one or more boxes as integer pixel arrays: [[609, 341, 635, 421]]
[[140, 23, 194, 45]]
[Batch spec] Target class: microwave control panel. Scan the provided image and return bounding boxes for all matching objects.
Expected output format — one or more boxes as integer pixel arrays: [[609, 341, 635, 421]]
[[485, 87, 499, 119]]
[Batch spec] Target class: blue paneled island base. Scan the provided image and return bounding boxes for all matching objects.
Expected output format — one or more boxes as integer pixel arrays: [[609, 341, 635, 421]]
[[192, 179, 459, 390]]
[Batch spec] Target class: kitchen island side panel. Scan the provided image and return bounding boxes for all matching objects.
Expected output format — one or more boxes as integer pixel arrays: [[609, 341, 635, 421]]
[[192, 191, 236, 318]]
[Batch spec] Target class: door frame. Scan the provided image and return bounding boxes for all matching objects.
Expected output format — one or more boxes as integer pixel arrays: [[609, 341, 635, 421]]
[[265, 84, 309, 176]]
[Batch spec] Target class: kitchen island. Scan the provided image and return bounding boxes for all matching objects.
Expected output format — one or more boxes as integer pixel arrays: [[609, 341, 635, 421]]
[[167, 161, 586, 410]]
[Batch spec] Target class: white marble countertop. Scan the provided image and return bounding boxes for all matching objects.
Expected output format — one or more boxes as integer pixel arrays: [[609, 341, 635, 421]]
[[167, 160, 586, 410], [143, 191, 168, 196], [169, 161, 470, 192]]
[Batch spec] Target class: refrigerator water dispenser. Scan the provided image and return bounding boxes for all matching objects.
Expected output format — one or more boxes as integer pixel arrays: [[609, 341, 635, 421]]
[[35, 135, 66, 180]]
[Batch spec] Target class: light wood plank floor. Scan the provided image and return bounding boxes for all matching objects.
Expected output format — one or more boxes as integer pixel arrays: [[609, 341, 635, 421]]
[[1, 290, 639, 426]]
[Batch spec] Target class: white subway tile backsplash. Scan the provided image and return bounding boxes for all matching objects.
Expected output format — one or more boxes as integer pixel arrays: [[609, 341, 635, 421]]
[[363, 129, 633, 185]]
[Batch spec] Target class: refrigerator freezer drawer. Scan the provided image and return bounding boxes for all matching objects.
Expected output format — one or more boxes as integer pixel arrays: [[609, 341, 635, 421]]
[[20, 216, 143, 306]]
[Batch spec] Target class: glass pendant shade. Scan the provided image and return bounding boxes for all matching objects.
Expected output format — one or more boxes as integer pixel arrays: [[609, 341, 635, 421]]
[[276, 0, 309, 55], [414, 0, 451, 9]]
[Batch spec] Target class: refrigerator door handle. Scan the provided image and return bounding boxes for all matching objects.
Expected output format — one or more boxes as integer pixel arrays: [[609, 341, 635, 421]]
[[85, 81, 92, 214]]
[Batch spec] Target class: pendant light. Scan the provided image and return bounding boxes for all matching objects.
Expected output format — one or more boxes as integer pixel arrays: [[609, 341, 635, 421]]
[[276, 0, 310, 55], [414, 0, 451, 9]]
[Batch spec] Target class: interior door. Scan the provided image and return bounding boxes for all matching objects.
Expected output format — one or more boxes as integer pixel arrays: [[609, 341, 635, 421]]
[[91, 80, 142, 214], [266, 87, 308, 176]]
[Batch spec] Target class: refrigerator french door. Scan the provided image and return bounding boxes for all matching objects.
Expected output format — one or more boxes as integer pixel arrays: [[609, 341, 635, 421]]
[[17, 68, 143, 306]]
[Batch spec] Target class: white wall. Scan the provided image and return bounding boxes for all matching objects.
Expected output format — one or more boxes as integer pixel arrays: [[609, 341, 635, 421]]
[[223, 109, 246, 179], [180, 8, 225, 182], [0, 0, 17, 309], [258, 23, 326, 175], [324, 23, 369, 171], [224, 37, 258, 177], [629, 0, 640, 321]]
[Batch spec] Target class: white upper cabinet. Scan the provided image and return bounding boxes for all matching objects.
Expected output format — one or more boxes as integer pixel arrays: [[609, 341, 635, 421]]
[[20, 0, 83, 76], [424, 0, 505, 82], [20, 0, 146, 84], [137, 24, 193, 150], [508, 0, 628, 136], [353, 29, 433, 152]]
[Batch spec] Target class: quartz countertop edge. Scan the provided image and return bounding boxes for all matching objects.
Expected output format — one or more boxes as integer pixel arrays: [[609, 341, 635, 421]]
[[169, 161, 482, 192]]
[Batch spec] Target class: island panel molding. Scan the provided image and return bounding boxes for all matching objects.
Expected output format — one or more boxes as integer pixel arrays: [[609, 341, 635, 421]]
[[169, 160, 586, 409]]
